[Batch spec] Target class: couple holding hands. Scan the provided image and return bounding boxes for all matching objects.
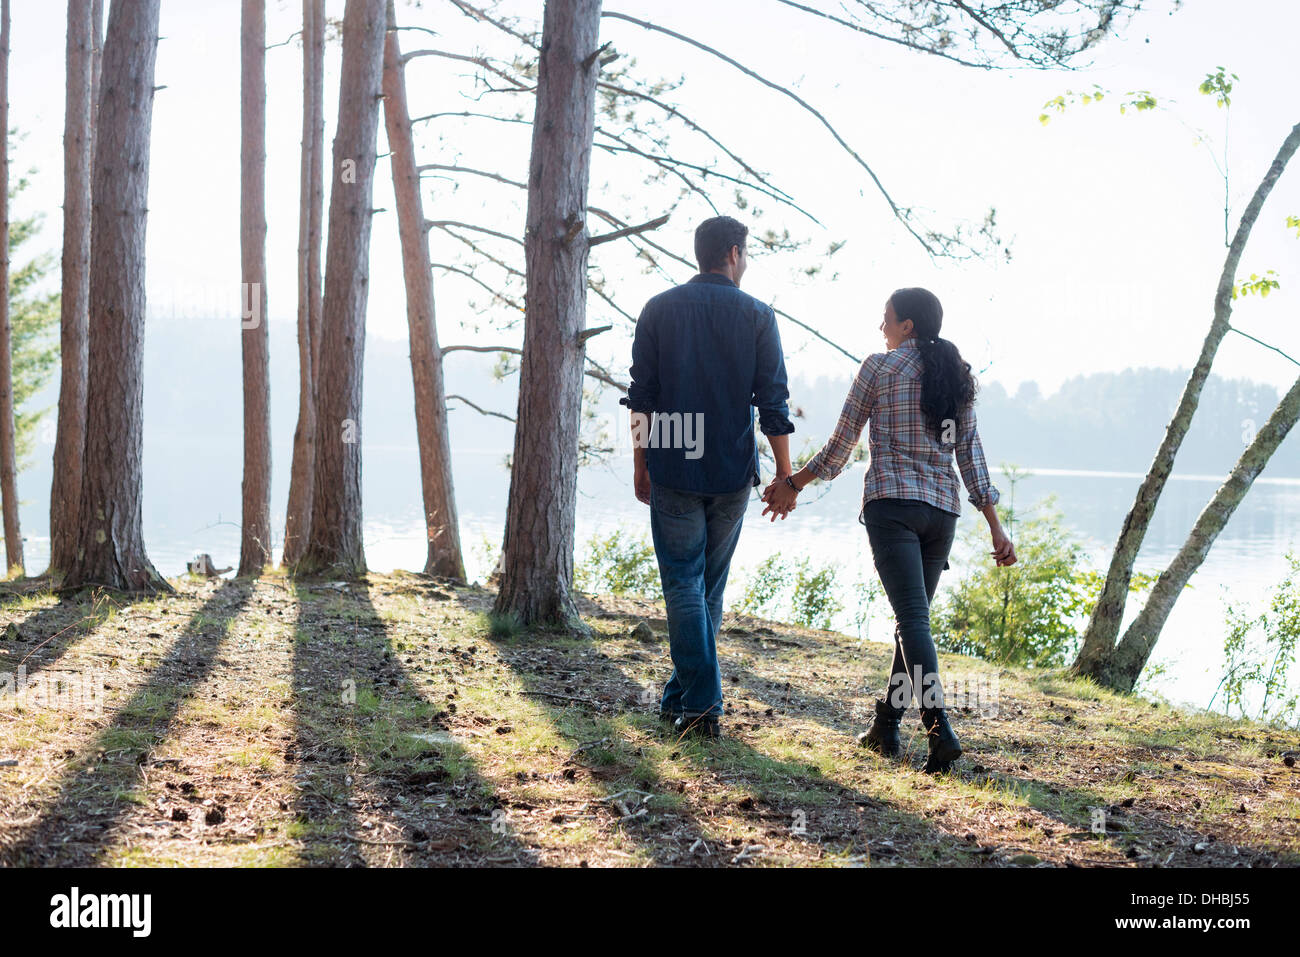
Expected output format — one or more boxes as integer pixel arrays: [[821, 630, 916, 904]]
[[624, 216, 1015, 773]]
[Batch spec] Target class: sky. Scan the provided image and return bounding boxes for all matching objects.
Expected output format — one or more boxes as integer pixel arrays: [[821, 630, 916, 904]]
[[6, 0, 1300, 406]]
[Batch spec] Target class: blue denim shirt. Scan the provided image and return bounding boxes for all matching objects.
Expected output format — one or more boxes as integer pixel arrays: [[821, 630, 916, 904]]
[[621, 273, 795, 494]]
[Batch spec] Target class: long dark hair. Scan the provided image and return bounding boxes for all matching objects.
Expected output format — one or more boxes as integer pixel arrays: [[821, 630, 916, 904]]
[[890, 287, 977, 443]]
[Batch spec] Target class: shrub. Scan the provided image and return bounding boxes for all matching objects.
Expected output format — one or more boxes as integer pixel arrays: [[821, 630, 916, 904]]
[[1213, 552, 1300, 726], [576, 529, 661, 599], [931, 482, 1155, 668]]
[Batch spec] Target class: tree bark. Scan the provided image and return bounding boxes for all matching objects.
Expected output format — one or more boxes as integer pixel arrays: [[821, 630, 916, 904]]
[[295, 0, 386, 579], [1105, 373, 1300, 691], [494, 0, 602, 631], [0, 0, 21, 577], [237, 0, 270, 574], [1072, 120, 1300, 683], [63, 0, 169, 593], [282, 0, 325, 568], [382, 1, 466, 581], [238, 0, 271, 576], [48, 0, 100, 580]]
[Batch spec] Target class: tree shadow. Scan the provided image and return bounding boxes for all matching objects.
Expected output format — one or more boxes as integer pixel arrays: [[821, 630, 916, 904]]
[[475, 595, 954, 866], [286, 578, 531, 866], [0, 585, 157, 685], [2, 579, 253, 866]]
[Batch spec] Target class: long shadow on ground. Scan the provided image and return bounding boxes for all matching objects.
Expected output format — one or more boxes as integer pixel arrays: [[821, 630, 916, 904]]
[[2, 580, 251, 866], [287, 578, 531, 866]]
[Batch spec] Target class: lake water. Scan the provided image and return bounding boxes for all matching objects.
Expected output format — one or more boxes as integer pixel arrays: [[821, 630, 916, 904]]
[[13, 445, 1300, 716]]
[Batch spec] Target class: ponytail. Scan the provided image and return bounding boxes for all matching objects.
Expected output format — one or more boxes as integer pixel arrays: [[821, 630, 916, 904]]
[[890, 288, 978, 443]]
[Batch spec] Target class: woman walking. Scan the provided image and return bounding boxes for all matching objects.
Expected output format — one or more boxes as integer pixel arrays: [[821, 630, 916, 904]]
[[762, 287, 1015, 773]]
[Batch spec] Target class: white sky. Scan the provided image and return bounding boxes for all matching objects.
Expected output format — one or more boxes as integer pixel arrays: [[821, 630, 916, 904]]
[[7, 0, 1300, 398]]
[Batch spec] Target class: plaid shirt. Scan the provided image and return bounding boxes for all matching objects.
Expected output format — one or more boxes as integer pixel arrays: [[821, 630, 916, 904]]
[[804, 338, 999, 516]]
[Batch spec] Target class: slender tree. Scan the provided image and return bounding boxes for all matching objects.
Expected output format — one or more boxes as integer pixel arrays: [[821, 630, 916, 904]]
[[296, 0, 386, 578], [1072, 121, 1300, 684], [64, 0, 168, 593], [238, 0, 271, 576], [48, 0, 101, 579], [0, 0, 21, 576], [382, 1, 465, 580], [282, 0, 325, 567], [493, 0, 603, 630], [1101, 373, 1300, 691]]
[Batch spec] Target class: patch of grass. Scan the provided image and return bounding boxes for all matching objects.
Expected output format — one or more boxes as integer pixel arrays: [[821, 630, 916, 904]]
[[486, 610, 524, 640]]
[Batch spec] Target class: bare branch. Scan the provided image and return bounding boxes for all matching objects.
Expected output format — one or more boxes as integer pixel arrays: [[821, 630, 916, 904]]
[[427, 220, 524, 246], [445, 0, 539, 49], [433, 262, 525, 312], [589, 213, 670, 247], [419, 162, 526, 190], [266, 30, 302, 51], [774, 306, 861, 364], [443, 344, 629, 392], [443, 344, 521, 356], [770, 0, 991, 69], [412, 109, 530, 127], [602, 11, 934, 256], [594, 131, 822, 223], [1228, 325, 1300, 368], [447, 393, 515, 422], [596, 79, 794, 204], [402, 48, 531, 90]]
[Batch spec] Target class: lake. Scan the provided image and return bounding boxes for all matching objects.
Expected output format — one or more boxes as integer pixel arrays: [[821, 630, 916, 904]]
[[12, 445, 1300, 717]]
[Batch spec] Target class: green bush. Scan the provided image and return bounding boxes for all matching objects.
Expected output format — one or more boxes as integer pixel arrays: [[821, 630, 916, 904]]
[[1214, 552, 1300, 726], [791, 561, 842, 631], [575, 529, 661, 599], [737, 554, 791, 618], [931, 482, 1154, 668], [737, 554, 844, 631]]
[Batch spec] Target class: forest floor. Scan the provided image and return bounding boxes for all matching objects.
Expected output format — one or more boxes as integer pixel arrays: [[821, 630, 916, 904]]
[[0, 570, 1297, 868]]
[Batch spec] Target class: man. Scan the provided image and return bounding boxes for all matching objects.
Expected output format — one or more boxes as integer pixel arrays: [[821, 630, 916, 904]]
[[621, 216, 795, 740]]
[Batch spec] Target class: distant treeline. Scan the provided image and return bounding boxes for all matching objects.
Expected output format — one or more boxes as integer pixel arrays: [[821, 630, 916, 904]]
[[791, 367, 1299, 478]]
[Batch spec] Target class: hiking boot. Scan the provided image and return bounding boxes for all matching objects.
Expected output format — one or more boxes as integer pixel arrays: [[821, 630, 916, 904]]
[[672, 714, 721, 740], [857, 697, 905, 757], [920, 707, 962, 774]]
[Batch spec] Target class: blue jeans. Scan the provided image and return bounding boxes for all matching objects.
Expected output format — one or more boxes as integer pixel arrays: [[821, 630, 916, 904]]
[[861, 497, 958, 711], [649, 481, 750, 718]]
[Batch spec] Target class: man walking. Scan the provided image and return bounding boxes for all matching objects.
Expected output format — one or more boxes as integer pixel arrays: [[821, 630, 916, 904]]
[[622, 216, 795, 740]]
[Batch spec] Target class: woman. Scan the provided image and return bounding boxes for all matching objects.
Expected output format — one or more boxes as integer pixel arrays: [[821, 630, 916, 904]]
[[762, 287, 1015, 773]]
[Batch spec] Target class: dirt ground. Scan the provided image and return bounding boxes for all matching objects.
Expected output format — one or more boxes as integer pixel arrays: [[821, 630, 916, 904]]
[[1, 572, 1296, 867]]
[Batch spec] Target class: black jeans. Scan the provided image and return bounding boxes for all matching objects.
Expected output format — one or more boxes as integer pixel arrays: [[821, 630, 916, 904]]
[[861, 498, 958, 710]]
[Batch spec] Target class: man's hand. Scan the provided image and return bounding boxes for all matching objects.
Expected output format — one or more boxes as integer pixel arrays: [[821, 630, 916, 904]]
[[634, 462, 652, 505], [761, 478, 797, 521]]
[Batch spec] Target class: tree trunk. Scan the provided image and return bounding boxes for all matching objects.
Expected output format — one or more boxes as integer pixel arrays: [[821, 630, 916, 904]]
[[381, 0, 466, 581], [0, 0, 22, 577], [295, 0, 386, 579], [1072, 120, 1300, 682], [48, 0, 100, 580], [1103, 375, 1300, 691], [282, 0, 325, 568], [238, 0, 271, 576], [64, 0, 169, 593], [494, 0, 602, 631]]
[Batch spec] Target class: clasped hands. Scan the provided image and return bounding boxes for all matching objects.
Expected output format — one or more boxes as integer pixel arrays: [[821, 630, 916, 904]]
[[760, 474, 800, 522]]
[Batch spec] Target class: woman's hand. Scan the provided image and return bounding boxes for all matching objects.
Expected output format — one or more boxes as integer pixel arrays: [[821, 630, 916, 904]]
[[761, 478, 798, 521], [990, 526, 1017, 566]]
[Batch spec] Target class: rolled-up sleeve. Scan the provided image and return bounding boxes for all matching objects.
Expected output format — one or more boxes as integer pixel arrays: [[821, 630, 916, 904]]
[[805, 357, 876, 482], [621, 304, 658, 413], [752, 306, 795, 436], [955, 403, 1000, 509]]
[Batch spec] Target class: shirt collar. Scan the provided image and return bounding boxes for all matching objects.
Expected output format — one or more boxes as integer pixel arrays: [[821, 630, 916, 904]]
[[689, 272, 738, 288]]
